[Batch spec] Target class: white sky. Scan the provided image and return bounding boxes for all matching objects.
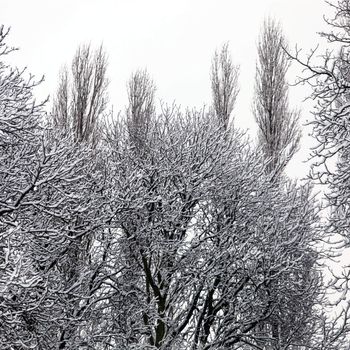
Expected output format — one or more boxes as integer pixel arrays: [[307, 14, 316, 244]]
[[2, 0, 332, 178]]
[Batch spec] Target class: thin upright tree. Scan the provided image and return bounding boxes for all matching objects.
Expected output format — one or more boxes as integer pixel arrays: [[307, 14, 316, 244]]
[[50, 43, 110, 349], [126, 68, 156, 149], [253, 18, 316, 350], [210, 43, 239, 129], [52, 44, 108, 146], [253, 18, 300, 175]]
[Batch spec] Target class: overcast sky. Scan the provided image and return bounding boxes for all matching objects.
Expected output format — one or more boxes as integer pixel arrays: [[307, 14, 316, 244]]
[[2, 0, 332, 177]]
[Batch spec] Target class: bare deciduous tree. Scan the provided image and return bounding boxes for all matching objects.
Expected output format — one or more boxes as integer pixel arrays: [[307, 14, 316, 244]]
[[49, 44, 111, 348], [126, 69, 156, 149], [287, 1, 350, 347], [2, 15, 348, 350], [104, 108, 321, 350], [252, 19, 319, 350], [0, 28, 112, 349], [254, 18, 301, 175], [52, 44, 108, 146], [52, 66, 69, 131], [211, 43, 239, 129]]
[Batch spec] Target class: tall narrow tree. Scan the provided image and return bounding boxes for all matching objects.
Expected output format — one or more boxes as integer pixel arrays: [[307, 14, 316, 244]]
[[253, 18, 300, 175], [52, 44, 108, 146], [210, 43, 239, 129], [126, 68, 156, 149], [50, 44, 110, 349], [252, 19, 318, 350]]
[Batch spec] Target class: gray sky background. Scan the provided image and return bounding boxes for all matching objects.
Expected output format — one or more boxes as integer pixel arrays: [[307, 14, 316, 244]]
[[2, 0, 332, 178]]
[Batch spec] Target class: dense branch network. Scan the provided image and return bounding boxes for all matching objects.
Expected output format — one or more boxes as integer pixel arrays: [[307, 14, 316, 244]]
[[1, 3, 350, 348]]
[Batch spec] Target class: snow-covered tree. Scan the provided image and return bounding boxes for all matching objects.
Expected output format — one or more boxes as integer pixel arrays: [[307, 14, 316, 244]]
[[0, 28, 111, 349], [0, 18, 341, 350], [251, 18, 320, 350], [103, 105, 320, 349], [289, 1, 350, 347]]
